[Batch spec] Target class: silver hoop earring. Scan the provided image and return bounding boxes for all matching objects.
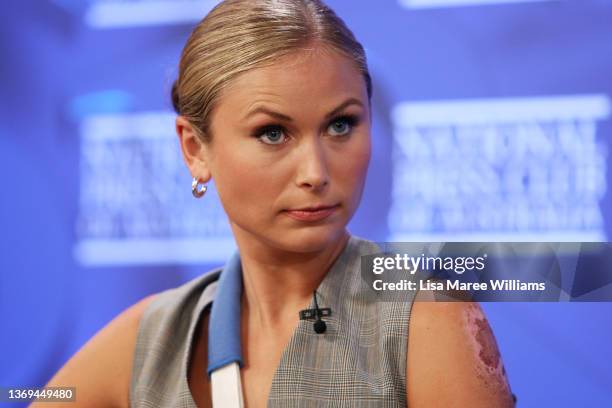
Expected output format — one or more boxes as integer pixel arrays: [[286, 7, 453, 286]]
[[191, 177, 207, 198]]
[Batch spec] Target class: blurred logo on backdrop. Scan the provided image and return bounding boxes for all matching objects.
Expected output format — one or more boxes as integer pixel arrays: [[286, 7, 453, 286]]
[[84, 0, 220, 28], [389, 94, 611, 242], [399, 0, 556, 9], [73, 111, 235, 266]]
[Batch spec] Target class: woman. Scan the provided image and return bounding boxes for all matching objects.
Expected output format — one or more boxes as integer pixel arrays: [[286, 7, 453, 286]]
[[37, 0, 515, 407]]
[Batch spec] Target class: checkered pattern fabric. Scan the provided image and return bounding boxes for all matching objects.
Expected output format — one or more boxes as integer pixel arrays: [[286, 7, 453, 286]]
[[130, 235, 417, 407]]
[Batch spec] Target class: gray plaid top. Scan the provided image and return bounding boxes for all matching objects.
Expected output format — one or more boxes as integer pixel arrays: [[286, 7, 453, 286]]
[[130, 235, 417, 407]]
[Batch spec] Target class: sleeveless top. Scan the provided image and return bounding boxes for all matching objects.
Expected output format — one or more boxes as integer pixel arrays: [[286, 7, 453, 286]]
[[130, 235, 418, 407]]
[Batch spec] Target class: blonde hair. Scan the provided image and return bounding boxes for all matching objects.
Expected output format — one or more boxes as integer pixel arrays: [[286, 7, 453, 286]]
[[171, 0, 372, 143]]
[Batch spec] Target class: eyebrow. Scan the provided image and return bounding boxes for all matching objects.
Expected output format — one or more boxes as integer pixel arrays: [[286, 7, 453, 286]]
[[243, 98, 364, 122]]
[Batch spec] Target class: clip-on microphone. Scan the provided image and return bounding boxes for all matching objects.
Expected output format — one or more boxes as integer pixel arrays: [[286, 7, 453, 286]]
[[299, 290, 331, 334]]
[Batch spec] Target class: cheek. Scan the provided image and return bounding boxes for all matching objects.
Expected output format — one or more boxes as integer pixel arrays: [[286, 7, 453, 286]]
[[336, 135, 371, 193], [211, 144, 284, 219]]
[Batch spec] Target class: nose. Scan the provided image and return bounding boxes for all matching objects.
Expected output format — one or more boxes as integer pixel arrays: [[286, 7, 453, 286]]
[[295, 138, 330, 191]]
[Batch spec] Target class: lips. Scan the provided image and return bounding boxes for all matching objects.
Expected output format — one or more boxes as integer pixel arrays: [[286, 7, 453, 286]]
[[290, 204, 338, 211], [283, 204, 340, 222]]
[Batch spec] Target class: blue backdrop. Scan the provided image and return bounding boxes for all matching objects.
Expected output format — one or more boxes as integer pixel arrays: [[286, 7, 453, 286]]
[[1, 0, 611, 406]]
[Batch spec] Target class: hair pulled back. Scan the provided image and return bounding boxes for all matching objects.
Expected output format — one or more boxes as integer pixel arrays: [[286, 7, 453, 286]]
[[171, 0, 372, 143]]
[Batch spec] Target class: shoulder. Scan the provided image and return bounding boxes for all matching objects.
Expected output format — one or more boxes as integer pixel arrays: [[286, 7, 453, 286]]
[[406, 287, 514, 407], [33, 294, 158, 408], [135, 269, 221, 335], [34, 269, 222, 408]]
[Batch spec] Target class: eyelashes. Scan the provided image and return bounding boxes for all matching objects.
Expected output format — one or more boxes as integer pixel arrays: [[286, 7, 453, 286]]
[[251, 114, 361, 145]]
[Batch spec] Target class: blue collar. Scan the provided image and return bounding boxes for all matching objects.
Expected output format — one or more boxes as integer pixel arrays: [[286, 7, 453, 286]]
[[206, 235, 361, 378], [207, 250, 243, 378]]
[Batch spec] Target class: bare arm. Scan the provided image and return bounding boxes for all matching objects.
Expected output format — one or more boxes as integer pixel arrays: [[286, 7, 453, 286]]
[[29, 294, 158, 408], [406, 290, 514, 407]]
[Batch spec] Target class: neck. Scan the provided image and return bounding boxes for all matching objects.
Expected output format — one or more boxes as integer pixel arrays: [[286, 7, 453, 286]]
[[232, 228, 350, 330]]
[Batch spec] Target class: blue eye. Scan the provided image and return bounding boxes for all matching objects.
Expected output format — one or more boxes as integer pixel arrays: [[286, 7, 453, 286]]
[[255, 126, 286, 145], [328, 120, 350, 136], [328, 115, 358, 137], [252, 115, 360, 145]]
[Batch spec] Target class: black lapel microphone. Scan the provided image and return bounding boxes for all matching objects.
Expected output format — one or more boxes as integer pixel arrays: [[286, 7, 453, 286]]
[[299, 290, 331, 334]]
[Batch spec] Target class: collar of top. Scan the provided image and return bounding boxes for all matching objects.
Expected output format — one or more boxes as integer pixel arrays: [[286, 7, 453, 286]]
[[207, 250, 243, 378], [205, 235, 366, 378]]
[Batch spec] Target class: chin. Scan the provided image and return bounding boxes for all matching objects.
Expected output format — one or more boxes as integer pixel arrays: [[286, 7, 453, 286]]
[[273, 225, 347, 253], [231, 213, 350, 254]]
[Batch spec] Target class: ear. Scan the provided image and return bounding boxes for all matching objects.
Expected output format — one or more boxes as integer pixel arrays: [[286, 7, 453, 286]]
[[175, 115, 212, 183]]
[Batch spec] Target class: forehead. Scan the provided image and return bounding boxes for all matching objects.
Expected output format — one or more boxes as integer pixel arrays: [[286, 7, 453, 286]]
[[218, 47, 367, 112]]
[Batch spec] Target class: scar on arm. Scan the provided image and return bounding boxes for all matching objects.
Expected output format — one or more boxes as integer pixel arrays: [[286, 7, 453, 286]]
[[463, 303, 514, 404]]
